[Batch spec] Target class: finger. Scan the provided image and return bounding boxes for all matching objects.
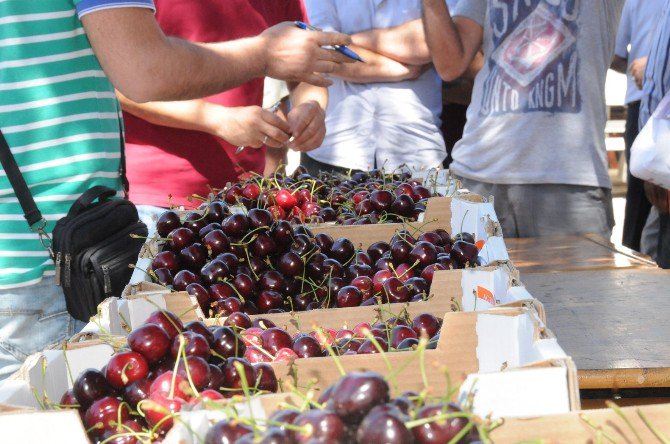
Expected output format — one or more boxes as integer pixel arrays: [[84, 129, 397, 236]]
[[261, 109, 291, 133], [315, 47, 356, 64], [301, 73, 333, 88], [294, 126, 325, 152], [312, 60, 339, 75], [291, 115, 320, 146], [313, 30, 352, 48], [289, 111, 313, 139], [258, 120, 290, 146]]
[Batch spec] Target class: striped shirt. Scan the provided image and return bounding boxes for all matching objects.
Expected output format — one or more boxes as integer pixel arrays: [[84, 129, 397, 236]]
[[640, 0, 670, 127], [0, 0, 154, 289]]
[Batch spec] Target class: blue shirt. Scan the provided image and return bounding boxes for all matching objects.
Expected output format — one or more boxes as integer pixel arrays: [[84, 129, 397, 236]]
[[640, 0, 670, 127]]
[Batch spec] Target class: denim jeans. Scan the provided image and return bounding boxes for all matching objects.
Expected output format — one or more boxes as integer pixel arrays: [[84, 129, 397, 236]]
[[0, 276, 85, 381]]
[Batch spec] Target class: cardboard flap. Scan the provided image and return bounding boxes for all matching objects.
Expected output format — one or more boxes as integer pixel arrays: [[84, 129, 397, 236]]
[[0, 409, 89, 443], [478, 236, 510, 264]]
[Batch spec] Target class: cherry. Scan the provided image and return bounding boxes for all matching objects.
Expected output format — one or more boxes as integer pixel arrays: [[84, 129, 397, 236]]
[[319, 207, 338, 222], [172, 269, 200, 291], [270, 220, 294, 248], [274, 189, 298, 210], [292, 334, 323, 358], [232, 273, 255, 298], [167, 227, 195, 252], [322, 258, 344, 278], [329, 237, 355, 265], [330, 372, 390, 424], [394, 263, 416, 283], [223, 184, 242, 204], [200, 259, 230, 286], [224, 311, 252, 330], [222, 357, 256, 393], [186, 283, 211, 312], [60, 389, 79, 409], [421, 263, 447, 284], [412, 313, 441, 339], [207, 364, 225, 391], [222, 213, 249, 237], [145, 310, 183, 340], [397, 337, 420, 351], [105, 351, 149, 389], [277, 252, 304, 277], [123, 377, 151, 407], [73, 369, 113, 409], [176, 356, 211, 390], [241, 182, 261, 201], [412, 403, 469, 444], [391, 325, 419, 349], [252, 232, 277, 258], [369, 190, 395, 212], [99, 419, 143, 444], [391, 194, 416, 217], [292, 410, 347, 443], [260, 327, 293, 355], [257, 290, 284, 313], [292, 292, 315, 311], [211, 326, 246, 360], [208, 282, 236, 305], [358, 338, 389, 354], [244, 346, 271, 364], [254, 363, 279, 392], [128, 323, 171, 363], [197, 389, 225, 402], [418, 231, 444, 246], [347, 263, 373, 280], [390, 240, 412, 264], [198, 222, 222, 239], [451, 240, 479, 266], [351, 276, 374, 300], [204, 420, 253, 444], [290, 233, 315, 256], [372, 269, 393, 294], [170, 331, 211, 360], [151, 251, 179, 272], [406, 277, 429, 297], [356, 404, 412, 444], [274, 347, 299, 362], [367, 241, 391, 263], [248, 208, 273, 230], [179, 243, 208, 271], [183, 212, 208, 234], [205, 201, 230, 224], [336, 285, 363, 308], [149, 371, 190, 399], [409, 241, 438, 268], [84, 396, 130, 437], [156, 211, 181, 237], [259, 270, 285, 292], [143, 391, 184, 435], [203, 229, 231, 257], [382, 277, 411, 303]]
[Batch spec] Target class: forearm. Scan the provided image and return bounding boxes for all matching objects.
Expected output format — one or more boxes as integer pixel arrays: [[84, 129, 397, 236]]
[[351, 19, 431, 65], [422, 0, 482, 81], [288, 82, 328, 109], [264, 147, 289, 176], [117, 92, 222, 135], [330, 45, 424, 83]]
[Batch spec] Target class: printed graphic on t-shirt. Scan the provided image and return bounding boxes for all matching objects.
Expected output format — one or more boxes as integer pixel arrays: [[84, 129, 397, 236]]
[[480, 0, 581, 116]]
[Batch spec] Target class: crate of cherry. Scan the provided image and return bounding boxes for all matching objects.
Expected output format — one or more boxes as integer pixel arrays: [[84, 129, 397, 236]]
[[127, 197, 513, 323]]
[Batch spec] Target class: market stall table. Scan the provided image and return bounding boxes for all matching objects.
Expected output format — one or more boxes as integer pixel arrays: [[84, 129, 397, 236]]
[[522, 268, 670, 394], [507, 234, 657, 273]]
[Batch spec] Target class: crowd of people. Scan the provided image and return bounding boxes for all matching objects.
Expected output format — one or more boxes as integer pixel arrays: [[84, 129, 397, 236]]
[[0, 0, 669, 379]]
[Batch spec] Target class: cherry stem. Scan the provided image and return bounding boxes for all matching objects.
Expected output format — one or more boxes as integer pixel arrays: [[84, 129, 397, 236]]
[[315, 327, 346, 376], [637, 409, 670, 444], [579, 413, 617, 443], [606, 401, 643, 444]]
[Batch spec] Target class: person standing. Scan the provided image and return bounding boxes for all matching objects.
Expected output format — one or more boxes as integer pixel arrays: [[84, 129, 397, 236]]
[[637, 0, 670, 268], [0, 0, 350, 380], [612, 0, 665, 252], [422, 0, 624, 238], [120, 0, 327, 223], [301, 0, 446, 175]]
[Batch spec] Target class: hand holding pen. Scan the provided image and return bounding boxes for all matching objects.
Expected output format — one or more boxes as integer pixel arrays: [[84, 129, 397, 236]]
[[236, 99, 286, 155], [294, 21, 364, 63]]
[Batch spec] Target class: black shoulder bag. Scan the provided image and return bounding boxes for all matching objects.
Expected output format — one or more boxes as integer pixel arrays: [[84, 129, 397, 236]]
[[0, 128, 147, 321]]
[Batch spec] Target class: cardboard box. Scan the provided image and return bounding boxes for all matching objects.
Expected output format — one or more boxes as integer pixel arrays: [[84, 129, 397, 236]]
[[264, 307, 579, 418], [82, 281, 205, 336], [0, 408, 89, 444]]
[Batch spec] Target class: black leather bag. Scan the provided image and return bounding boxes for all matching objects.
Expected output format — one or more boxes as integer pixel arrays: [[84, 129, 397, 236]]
[[0, 129, 147, 322]]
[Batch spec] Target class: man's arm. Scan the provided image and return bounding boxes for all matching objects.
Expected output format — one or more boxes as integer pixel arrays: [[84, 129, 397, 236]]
[[350, 19, 432, 66], [117, 93, 291, 148], [285, 82, 328, 152], [81, 9, 353, 102], [330, 45, 427, 83], [611, 55, 628, 74], [422, 0, 484, 81]]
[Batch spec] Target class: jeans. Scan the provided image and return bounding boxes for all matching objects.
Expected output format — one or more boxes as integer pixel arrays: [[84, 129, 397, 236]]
[[458, 177, 615, 239], [0, 276, 86, 381]]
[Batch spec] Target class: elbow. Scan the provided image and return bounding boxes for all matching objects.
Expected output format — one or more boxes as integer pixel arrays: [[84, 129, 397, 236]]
[[115, 77, 173, 103], [435, 63, 467, 82]]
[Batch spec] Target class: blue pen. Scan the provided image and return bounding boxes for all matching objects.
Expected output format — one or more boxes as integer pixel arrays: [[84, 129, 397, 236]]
[[294, 21, 365, 63]]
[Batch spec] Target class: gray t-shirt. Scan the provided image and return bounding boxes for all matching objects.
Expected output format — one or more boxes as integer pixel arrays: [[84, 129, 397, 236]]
[[451, 0, 625, 188]]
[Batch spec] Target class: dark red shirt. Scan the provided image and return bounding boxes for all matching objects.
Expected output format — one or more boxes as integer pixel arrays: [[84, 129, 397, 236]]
[[125, 0, 307, 208]]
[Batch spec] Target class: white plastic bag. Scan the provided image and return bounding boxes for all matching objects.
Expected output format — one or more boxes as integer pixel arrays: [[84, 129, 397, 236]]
[[630, 91, 670, 189]]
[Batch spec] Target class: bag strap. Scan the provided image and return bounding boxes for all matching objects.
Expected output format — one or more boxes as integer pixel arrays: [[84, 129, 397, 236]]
[[0, 128, 43, 227], [67, 185, 118, 217]]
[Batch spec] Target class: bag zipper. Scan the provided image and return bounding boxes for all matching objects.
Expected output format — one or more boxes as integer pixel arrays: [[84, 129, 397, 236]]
[[102, 264, 112, 295], [54, 252, 62, 286], [63, 253, 72, 288]]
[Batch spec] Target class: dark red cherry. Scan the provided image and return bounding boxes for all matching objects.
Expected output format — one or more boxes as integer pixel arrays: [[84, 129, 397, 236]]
[[203, 229, 231, 257], [176, 356, 211, 390], [179, 243, 208, 271], [390, 240, 412, 264], [211, 326, 246, 360], [257, 290, 284, 313], [248, 208, 273, 230], [412, 403, 470, 444], [84, 396, 130, 437], [409, 241, 438, 268], [222, 213, 249, 237], [358, 338, 389, 354], [167, 227, 196, 252], [382, 277, 410, 303], [292, 334, 323, 358], [170, 331, 211, 360], [128, 323, 171, 363], [205, 201, 230, 224], [185, 320, 214, 345], [330, 372, 390, 424], [73, 369, 113, 409], [204, 420, 253, 444], [183, 212, 208, 234], [145, 310, 184, 340], [356, 404, 412, 444], [152, 268, 173, 286], [156, 211, 181, 238], [222, 357, 256, 393], [200, 259, 230, 286], [391, 325, 419, 349], [367, 241, 390, 263], [186, 283, 211, 312], [329, 238, 355, 265], [412, 313, 441, 339], [252, 232, 277, 258], [277, 252, 304, 277], [151, 250, 179, 272], [224, 311, 252, 330], [336, 286, 363, 308], [198, 222, 222, 239], [232, 273, 255, 298], [122, 378, 151, 407], [391, 194, 416, 217], [254, 362, 278, 392], [292, 410, 347, 443], [207, 364, 225, 391], [260, 327, 293, 355], [105, 351, 149, 389], [172, 269, 200, 291], [451, 240, 479, 266]]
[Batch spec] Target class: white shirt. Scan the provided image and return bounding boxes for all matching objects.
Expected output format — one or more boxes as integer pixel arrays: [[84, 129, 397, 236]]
[[304, 0, 446, 171], [615, 0, 666, 104]]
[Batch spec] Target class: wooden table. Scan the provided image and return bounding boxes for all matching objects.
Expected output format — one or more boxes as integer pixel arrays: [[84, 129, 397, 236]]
[[522, 268, 670, 390], [506, 234, 657, 274]]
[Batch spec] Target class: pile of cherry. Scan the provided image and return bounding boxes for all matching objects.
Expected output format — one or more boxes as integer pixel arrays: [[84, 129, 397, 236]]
[[58, 310, 278, 443], [230, 311, 443, 363], [218, 166, 439, 225], [202, 371, 480, 443], [151, 201, 482, 317]]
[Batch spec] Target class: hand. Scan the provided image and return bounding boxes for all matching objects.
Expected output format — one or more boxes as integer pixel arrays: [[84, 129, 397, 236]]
[[629, 57, 648, 90], [644, 181, 670, 214], [211, 105, 291, 148], [259, 22, 354, 87], [285, 100, 326, 152]]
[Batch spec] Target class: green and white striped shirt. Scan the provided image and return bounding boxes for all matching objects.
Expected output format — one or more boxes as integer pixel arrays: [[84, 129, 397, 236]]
[[0, 0, 154, 289]]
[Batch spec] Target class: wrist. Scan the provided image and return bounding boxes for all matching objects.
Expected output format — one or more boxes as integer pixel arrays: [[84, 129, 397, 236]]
[[245, 35, 270, 78]]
